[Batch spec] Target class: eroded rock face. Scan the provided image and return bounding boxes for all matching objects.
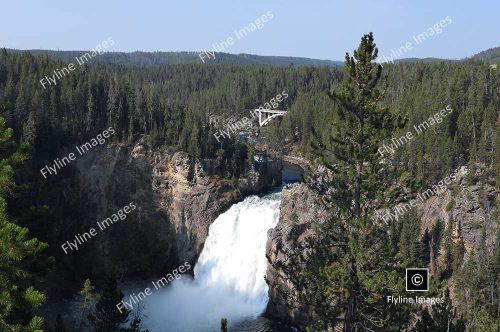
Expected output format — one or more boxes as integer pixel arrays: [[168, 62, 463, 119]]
[[150, 147, 251, 264], [415, 168, 498, 275], [59, 139, 280, 280], [265, 183, 329, 328], [265, 166, 498, 328]]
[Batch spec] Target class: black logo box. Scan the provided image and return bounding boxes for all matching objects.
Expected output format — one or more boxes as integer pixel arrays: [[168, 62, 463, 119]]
[[406, 268, 429, 292]]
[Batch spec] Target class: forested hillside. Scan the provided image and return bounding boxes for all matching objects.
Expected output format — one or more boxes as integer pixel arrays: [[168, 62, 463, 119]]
[[5, 49, 342, 67], [0, 47, 498, 330], [2, 49, 497, 188], [0, 49, 343, 180], [266, 59, 499, 188], [266, 35, 499, 331], [472, 47, 500, 64]]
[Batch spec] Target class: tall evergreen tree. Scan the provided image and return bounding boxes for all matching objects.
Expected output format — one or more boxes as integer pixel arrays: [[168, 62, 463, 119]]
[[273, 33, 409, 331], [77, 278, 97, 332]]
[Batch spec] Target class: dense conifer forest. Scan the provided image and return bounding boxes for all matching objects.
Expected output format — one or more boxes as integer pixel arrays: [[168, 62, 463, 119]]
[[1, 49, 497, 188], [0, 45, 498, 331], [4, 49, 343, 68]]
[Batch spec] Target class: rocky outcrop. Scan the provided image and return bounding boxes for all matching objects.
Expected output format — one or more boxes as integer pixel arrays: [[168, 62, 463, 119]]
[[265, 183, 329, 328], [46, 139, 280, 288], [143, 143, 280, 264], [265, 166, 498, 328], [415, 167, 498, 276]]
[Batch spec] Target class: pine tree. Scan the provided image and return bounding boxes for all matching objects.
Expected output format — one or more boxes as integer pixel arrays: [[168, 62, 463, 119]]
[[422, 228, 432, 265], [273, 33, 408, 331], [396, 211, 425, 267], [432, 288, 466, 332], [77, 278, 97, 331], [0, 106, 49, 331], [220, 318, 228, 332], [88, 278, 129, 332], [413, 288, 465, 332]]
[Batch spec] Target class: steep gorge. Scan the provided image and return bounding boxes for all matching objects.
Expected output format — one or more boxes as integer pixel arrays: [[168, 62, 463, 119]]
[[31, 139, 281, 297]]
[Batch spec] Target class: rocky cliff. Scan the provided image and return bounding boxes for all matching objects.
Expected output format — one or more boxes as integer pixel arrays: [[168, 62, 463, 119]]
[[265, 183, 329, 327], [414, 167, 498, 280], [40, 139, 280, 293], [265, 166, 498, 328]]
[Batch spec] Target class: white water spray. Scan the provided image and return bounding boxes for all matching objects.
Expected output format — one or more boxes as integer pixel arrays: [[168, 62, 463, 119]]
[[142, 191, 281, 331]]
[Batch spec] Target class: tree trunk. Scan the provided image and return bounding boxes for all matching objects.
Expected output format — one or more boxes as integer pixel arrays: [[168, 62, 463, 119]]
[[355, 161, 362, 220], [344, 254, 358, 332]]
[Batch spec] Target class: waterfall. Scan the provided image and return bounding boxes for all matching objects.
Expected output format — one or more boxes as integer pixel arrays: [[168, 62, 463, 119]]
[[141, 191, 282, 332]]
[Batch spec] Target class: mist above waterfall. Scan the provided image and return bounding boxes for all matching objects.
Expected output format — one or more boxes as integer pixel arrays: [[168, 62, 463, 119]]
[[141, 191, 282, 332]]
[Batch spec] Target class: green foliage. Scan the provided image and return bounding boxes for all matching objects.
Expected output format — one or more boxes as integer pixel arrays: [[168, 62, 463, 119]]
[[471, 47, 500, 63], [220, 318, 228, 332], [0, 48, 496, 186], [0, 35, 497, 332], [88, 278, 129, 332], [393, 211, 427, 267], [88, 278, 148, 332], [5, 48, 341, 67], [0, 107, 49, 331], [446, 199, 455, 211], [454, 229, 499, 331], [77, 278, 97, 332], [412, 288, 466, 332], [274, 33, 412, 331]]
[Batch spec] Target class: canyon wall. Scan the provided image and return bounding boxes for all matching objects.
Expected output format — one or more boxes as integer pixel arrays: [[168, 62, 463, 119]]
[[40, 139, 280, 294], [265, 166, 498, 329], [265, 183, 329, 327]]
